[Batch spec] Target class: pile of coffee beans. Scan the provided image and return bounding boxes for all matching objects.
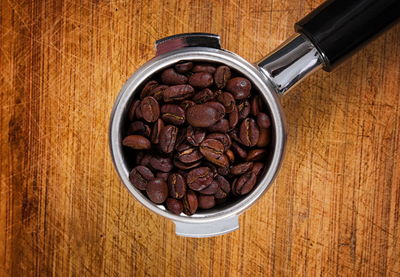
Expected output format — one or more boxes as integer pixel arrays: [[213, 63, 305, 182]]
[[122, 61, 272, 215]]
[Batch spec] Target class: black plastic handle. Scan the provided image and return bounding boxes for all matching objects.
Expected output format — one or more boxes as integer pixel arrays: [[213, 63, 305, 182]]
[[295, 0, 400, 71]]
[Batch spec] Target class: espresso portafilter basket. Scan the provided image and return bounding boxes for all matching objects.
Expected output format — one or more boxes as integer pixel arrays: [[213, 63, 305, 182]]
[[110, 0, 400, 237]]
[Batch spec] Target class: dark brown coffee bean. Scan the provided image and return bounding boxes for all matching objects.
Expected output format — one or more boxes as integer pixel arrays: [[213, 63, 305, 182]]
[[139, 153, 152, 166], [128, 100, 141, 121], [257, 112, 271, 129], [163, 85, 194, 102], [127, 121, 151, 137], [214, 175, 230, 199], [149, 85, 168, 101], [187, 126, 206, 146], [226, 77, 251, 99], [156, 172, 169, 181], [159, 125, 178, 153], [250, 95, 261, 116], [192, 88, 214, 103], [199, 180, 219, 195], [188, 72, 213, 88], [252, 162, 264, 176], [206, 133, 231, 151], [135, 103, 143, 119], [233, 172, 257, 195], [186, 104, 220, 127], [174, 127, 187, 149], [200, 139, 229, 168], [161, 104, 185, 125], [214, 89, 223, 98], [246, 149, 267, 161], [198, 195, 216, 209], [217, 167, 229, 176], [240, 118, 260, 147], [180, 100, 196, 110], [140, 96, 160, 123], [229, 105, 239, 129], [175, 142, 191, 152], [214, 66, 231, 89], [122, 135, 151, 150], [161, 68, 188, 85], [140, 80, 159, 99], [173, 159, 202, 170], [231, 142, 248, 159], [257, 128, 270, 147], [192, 64, 216, 73], [230, 162, 254, 175], [226, 149, 235, 163], [228, 128, 242, 144], [149, 156, 173, 172], [146, 178, 168, 204], [175, 61, 193, 73], [151, 118, 164, 144], [237, 100, 250, 119], [208, 119, 229, 133], [217, 92, 235, 113], [165, 198, 183, 215], [177, 147, 203, 163], [205, 101, 225, 119], [187, 167, 214, 191], [168, 173, 186, 199], [183, 190, 198, 215], [129, 165, 154, 190]]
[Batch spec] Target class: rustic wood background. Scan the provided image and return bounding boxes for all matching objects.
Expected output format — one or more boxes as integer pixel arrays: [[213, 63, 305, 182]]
[[1, 0, 399, 276]]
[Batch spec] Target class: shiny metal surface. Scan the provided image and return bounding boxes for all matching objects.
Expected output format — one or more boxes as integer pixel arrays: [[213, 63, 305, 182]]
[[257, 34, 323, 95]]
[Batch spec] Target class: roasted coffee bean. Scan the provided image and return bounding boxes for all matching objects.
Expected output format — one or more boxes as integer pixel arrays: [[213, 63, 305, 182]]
[[122, 135, 151, 150], [231, 142, 248, 159], [135, 103, 143, 119], [240, 118, 260, 147], [199, 180, 219, 195], [257, 112, 271, 129], [161, 104, 186, 125], [226, 77, 251, 99], [174, 159, 202, 170], [139, 153, 152, 166], [159, 125, 178, 153], [140, 96, 160, 123], [187, 167, 213, 191], [127, 121, 151, 137], [214, 175, 230, 199], [251, 95, 261, 116], [188, 72, 213, 88], [214, 89, 223, 98], [128, 100, 141, 121], [198, 195, 216, 209], [192, 64, 216, 73], [174, 127, 187, 148], [205, 101, 225, 119], [206, 133, 231, 151], [233, 172, 257, 195], [161, 68, 188, 85], [208, 119, 229, 133], [214, 65, 231, 89], [200, 139, 229, 168], [186, 104, 220, 127], [151, 118, 164, 144], [163, 85, 194, 102], [149, 85, 168, 101], [230, 162, 253, 175], [140, 80, 159, 99], [165, 198, 183, 215], [177, 146, 203, 163], [237, 100, 250, 119], [228, 128, 242, 144], [257, 128, 270, 147], [180, 100, 196, 110], [183, 190, 198, 215], [217, 92, 235, 113], [217, 166, 229, 176], [246, 149, 267, 161], [229, 105, 239, 129], [187, 126, 206, 146], [149, 156, 173, 172], [146, 178, 168, 204], [168, 173, 186, 199], [129, 165, 154, 190], [156, 172, 169, 181], [175, 61, 193, 73], [192, 88, 214, 103], [252, 162, 264, 176]]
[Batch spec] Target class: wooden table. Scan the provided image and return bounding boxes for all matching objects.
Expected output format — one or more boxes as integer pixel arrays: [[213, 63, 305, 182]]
[[1, 0, 399, 276]]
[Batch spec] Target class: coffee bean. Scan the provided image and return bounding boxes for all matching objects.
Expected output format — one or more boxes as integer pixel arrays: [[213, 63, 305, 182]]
[[237, 100, 250, 119], [163, 85, 194, 102], [257, 128, 270, 147], [183, 190, 198, 215], [187, 167, 213, 191], [177, 146, 203, 163], [168, 173, 186, 199], [140, 80, 159, 99], [156, 172, 169, 181], [188, 72, 213, 88], [165, 198, 183, 215], [135, 103, 143, 119], [214, 175, 230, 199], [139, 153, 152, 166], [161, 68, 188, 85], [250, 95, 260, 116], [208, 119, 229, 133], [205, 101, 225, 119], [122, 135, 151, 150], [198, 195, 216, 209], [233, 172, 257, 195], [246, 149, 267, 161], [149, 156, 173, 172], [129, 165, 154, 190], [226, 149, 235, 163], [252, 162, 264, 176], [200, 139, 229, 168], [146, 178, 168, 204], [159, 125, 178, 153], [226, 77, 251, 99], [180, 100, 196, 110], [199, 180, 219, 195], [228, 105, 239, 129], [175, 61, 193, 73], [174, 127, 187, 149], [128, 100, 141, 121], [192, 64, 216, 73], [257, 112, 271, 129], [228, 128, 242, 144], [127, 121, 151, 137], [217, 166, 229, 176], [173, 159, 202, 170], [187, 126, 206, 146], [240, 118, 260, 147], [217, 92, 235, 113], [149, 85, 168, 101], [230, 162, 253, 175], [231, 142, 248, 159], [140, 96, 160, 123], [161, 104, 186, 125], [151, 118, 164, 144], [186, 104, 220, 127], [214, 65, 231, 89], [206, 133, 231, 151], [192, 88, 214, 103]]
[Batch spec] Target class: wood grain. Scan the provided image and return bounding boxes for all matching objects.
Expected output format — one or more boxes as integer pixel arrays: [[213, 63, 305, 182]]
[[1, 0, 399, 276]]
